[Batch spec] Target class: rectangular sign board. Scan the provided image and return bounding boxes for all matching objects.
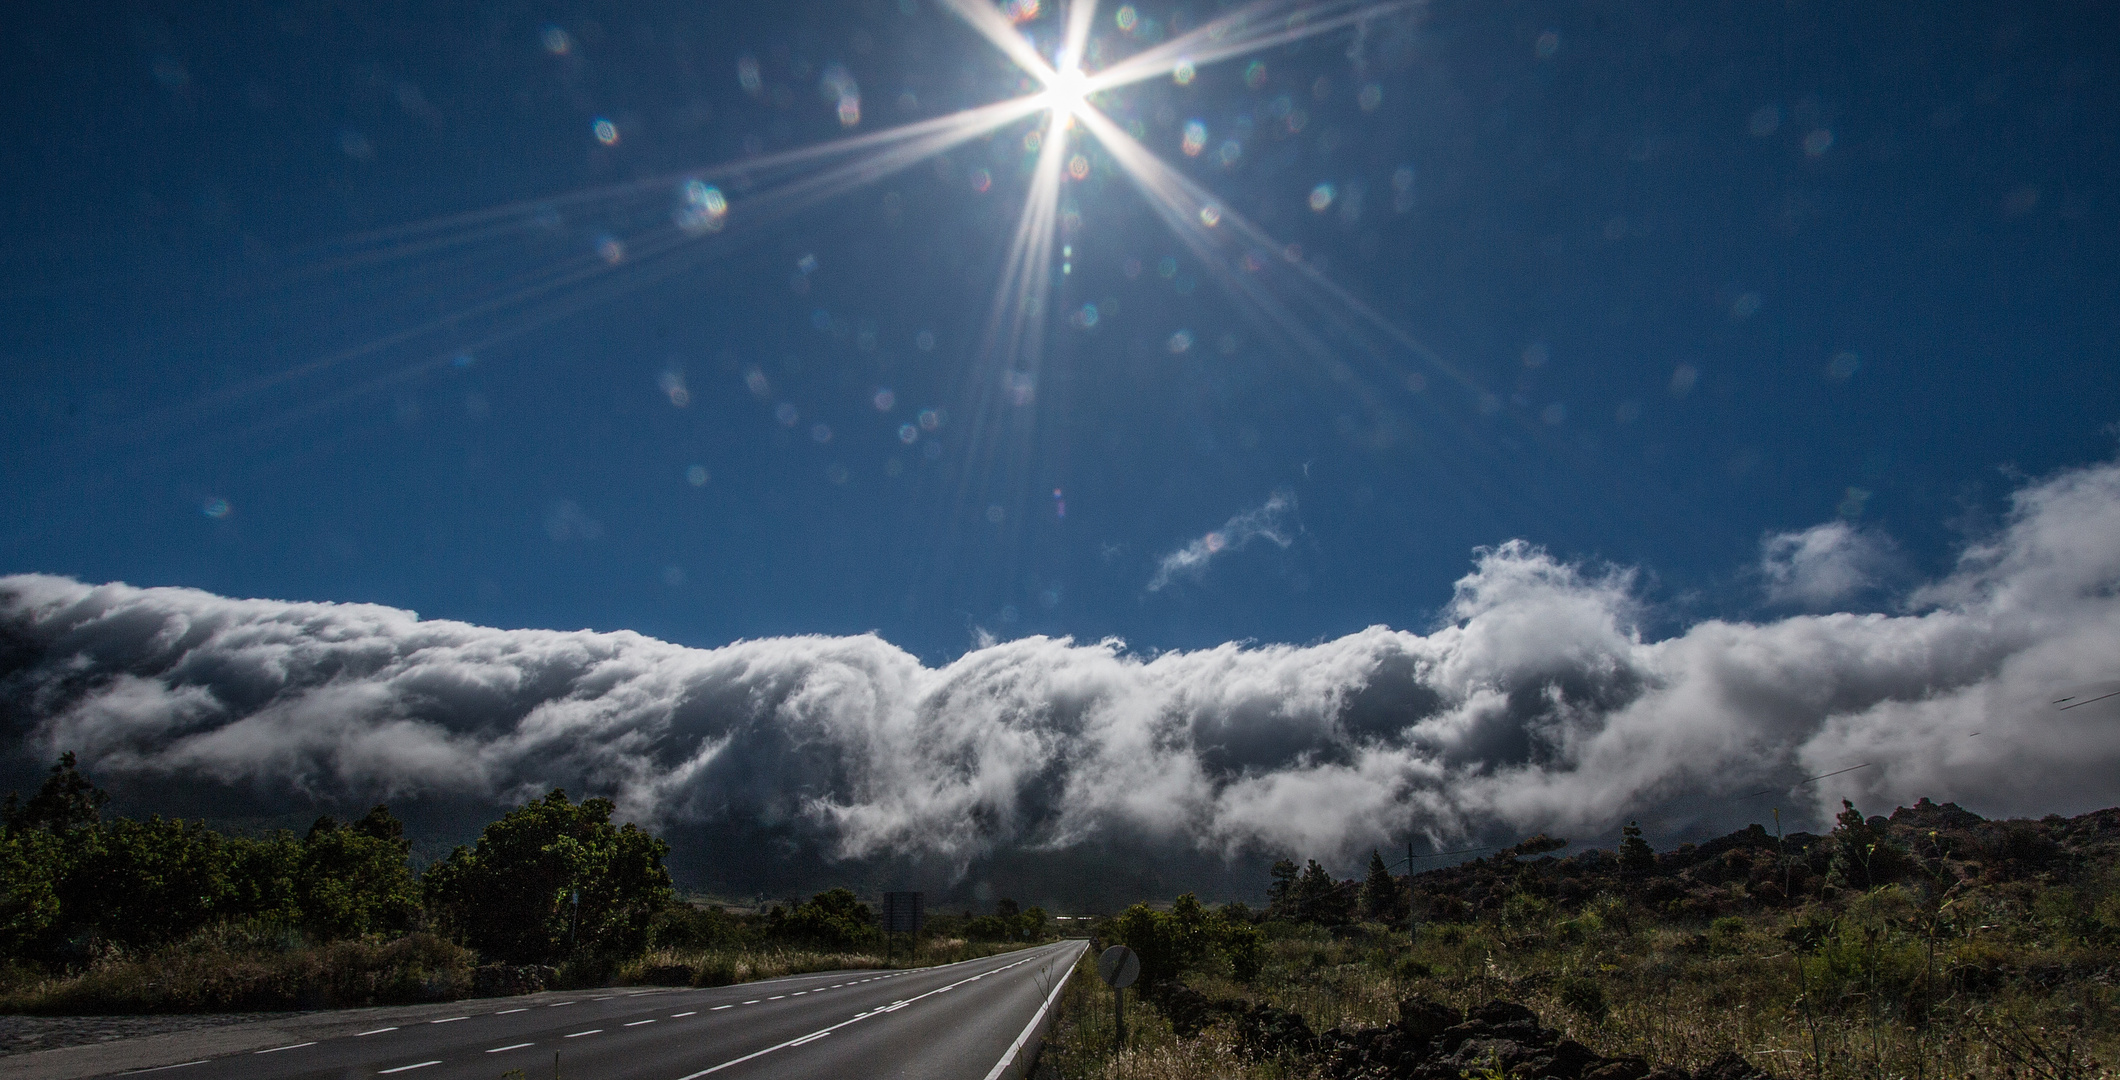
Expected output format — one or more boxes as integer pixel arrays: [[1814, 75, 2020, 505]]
[[881, 891, 924, 935]]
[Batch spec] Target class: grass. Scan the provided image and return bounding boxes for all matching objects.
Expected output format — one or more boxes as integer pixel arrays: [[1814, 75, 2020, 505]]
[[0, 925, 476, 1014], [611, 936, 1038, 987], [0, 921, 1050, 1015], [1035, 882, 2119, 1080]]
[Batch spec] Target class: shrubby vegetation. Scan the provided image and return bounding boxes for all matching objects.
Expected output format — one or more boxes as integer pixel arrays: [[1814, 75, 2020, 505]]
[[1041, 798, 2120, 1080], [0, 754, 1052, 1013]]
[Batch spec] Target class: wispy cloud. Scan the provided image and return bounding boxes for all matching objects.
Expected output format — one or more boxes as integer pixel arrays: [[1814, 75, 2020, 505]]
[[1759, 520, 1897, 608], [4, 460, 2119, 875], [1147, 489, 1298, 592]]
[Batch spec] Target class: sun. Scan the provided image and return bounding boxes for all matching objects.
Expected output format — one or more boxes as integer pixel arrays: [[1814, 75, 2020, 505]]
[[1042, 66, 1090, 115]]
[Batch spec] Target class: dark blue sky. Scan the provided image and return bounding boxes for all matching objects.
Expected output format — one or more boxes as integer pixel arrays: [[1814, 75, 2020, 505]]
[[3, 0, 2115, 662]]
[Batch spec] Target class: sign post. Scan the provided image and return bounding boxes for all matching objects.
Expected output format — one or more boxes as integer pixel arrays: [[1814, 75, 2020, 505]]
[[1096, 945, 1140, 1050], [881, 892, 924, 963]]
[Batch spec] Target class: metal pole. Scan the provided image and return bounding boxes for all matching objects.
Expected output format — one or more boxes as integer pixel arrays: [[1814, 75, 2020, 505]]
[[1408, 838, 1417, 943], [1113, 986, 1125, 1049]]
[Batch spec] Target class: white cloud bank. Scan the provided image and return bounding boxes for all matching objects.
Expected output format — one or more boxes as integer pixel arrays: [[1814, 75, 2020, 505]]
[[4, 460, 2119, 868]]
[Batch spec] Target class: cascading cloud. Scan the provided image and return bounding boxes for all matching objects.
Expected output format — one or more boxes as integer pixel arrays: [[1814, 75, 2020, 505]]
[[3, 459, 2118, 869]]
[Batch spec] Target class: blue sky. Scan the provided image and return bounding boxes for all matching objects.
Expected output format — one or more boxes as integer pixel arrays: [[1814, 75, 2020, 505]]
[[3, 0, 2111, 660], [1, 0, 2117, 888]]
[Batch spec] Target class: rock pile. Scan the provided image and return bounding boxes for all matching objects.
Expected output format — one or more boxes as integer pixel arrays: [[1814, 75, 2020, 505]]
[[1226, 995, 1773, 1080]]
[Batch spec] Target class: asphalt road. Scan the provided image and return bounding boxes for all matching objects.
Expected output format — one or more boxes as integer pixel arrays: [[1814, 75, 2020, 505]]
[[90, 941, 1088, 1080]]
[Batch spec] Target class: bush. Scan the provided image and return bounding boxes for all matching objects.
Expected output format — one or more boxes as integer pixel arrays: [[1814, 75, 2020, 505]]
[[1556, 974, 1607, 1022], [423, 789, 673, 965]]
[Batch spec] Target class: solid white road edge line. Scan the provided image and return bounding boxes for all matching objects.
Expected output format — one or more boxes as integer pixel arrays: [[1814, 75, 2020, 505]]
[[354, 1028, 398, 1037], [671, 943, 1062, 1080], [254, 1042, 316, 1054], [981, 942, 1086, 1080], [118, 1061, 210, 1074]]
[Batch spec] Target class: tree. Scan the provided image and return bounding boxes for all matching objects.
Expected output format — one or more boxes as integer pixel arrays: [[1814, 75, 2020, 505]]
[[4, 752, 109, 834], [1619, 821, 1655, 877], [1358, 849, 1405, 924], [423, 790, 673, 964], [297, 806, 419, 940], [63, 816, 238, 951], [1291, 859, 1353, 925], [1265, 858, 1299, 919], [1108, 893, 1261, 987], [766, 888, 878, 950]]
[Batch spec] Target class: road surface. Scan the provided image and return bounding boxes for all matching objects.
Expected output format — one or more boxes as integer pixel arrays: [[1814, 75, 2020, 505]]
[[7, 940, 1089, 1080]]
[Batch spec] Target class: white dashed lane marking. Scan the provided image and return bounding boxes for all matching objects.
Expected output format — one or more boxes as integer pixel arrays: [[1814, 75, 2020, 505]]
[[486, 1044, 535, 1054], [378, 1063, 440, 1075], [355, 1028, 398, 1037]]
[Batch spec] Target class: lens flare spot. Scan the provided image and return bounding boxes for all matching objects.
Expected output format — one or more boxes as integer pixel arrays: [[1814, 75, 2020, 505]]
[[1204, 531, 1226, 552], [1067, 154, 1090, 180], [1168, 329, 1194, 353], [541, 26, 573, 55], [1115, 5, 1137, 32], [898, 423, 919, 444], [1181, 120, 1206, 156], [201, 498, 231, 519], [776, 402, 800, 425], [873, 388, 896, 411], [1004, 0, 1040, 23], [1803, 128, 1834, 156], [661, 369, 690, 407], [918, 408, 942, 431], [837, 96, 862, 126], [1076, 302, 1099, 327], [1024, 129, 1043, 153], [1308, 183, 1336, 212], [970, 168, 992, 193], [675, 180, 729, 233], [595, 235, 624, 264], [1216, 140, 1242, 166], [811, 423, 834, 443], [593, 118, 618, 145], [1172, 60, 1196, 85], [737, 56, 762, 95], [1358, 84, 1382, 110], [1535, 30, 1560, 59], [1243, 61, 1267, 89], [686, 465, 710, 486], [1197, 204, 1221, 227]]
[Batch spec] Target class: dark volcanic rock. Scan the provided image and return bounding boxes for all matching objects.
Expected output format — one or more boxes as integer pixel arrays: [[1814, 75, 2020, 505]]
[[1235, 1002, 1317, 1060], [1582, 1056, 1650, 1080], [1398, 996, 1464, 1039], [1696, 1051, 1773, 1080], [1301, 996, 1771, 1080]]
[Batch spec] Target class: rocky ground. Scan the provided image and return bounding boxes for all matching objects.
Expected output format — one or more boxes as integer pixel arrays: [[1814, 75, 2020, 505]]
[[1160, 988, 1773, 1080]]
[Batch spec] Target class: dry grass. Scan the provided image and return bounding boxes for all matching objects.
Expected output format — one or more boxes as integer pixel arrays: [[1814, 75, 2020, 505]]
[[0, 930, 475, 1014], [613, 937, 1044, 988], [1036, 887, 2120, 1080]]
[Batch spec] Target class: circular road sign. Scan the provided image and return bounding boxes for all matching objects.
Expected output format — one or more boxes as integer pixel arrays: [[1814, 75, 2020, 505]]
[[1097, 945, 1140, 989]]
